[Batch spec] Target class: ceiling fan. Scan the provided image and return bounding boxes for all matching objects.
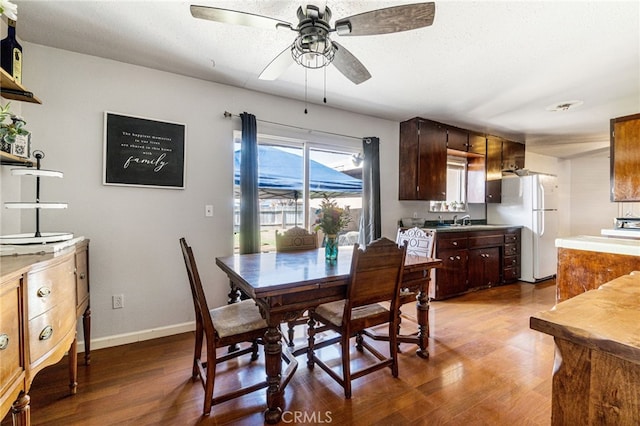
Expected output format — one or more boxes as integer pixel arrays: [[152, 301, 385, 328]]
[[190, 2, 435, 85]]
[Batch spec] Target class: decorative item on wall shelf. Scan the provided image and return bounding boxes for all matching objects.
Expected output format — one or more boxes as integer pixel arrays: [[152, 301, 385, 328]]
[[1, 150, 73, 245], [0, 102, 30, 158], [314, 196, 351, 261]]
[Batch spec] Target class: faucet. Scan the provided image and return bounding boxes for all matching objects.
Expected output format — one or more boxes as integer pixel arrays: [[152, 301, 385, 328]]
[[452, 214, 458, 225], [460, 215, 471, 226]]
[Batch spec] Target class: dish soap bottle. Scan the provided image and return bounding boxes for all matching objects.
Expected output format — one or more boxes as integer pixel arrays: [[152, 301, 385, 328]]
[[1, 19, 23, 84]]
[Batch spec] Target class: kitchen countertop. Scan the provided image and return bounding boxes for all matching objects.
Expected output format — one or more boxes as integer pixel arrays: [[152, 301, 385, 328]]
[[430, 224, 523, 233], [601, 228, 640, 239], [555, 235, 640, 256]]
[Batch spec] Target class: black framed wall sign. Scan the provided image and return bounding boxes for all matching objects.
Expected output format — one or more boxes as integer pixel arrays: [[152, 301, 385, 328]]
[[103, 112, 186, 189]]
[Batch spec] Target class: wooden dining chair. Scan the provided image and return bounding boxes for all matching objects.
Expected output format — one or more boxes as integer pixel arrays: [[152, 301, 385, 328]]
[[275, 226, 318, 347], [275, 226, 318, 252], [363, 227, 436, 345], [179, 238, 276, 415], [306, 237, 407, 399]]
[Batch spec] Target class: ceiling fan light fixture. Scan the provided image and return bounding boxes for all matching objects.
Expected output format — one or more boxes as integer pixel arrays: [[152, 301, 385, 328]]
[[291, 34, 335, 69]]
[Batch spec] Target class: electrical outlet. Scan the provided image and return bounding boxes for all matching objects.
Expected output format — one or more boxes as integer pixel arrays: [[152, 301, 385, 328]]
[[112, 294, 124, 309]]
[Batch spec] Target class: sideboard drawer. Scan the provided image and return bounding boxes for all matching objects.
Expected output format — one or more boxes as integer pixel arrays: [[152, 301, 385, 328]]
[[28, 298, 76, 362], [0, 279, 23, 390], [27, 256, 76, 320]]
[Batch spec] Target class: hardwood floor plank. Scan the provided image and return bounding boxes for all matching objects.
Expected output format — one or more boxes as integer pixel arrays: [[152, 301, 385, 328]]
[[2, 280, 556, 425]]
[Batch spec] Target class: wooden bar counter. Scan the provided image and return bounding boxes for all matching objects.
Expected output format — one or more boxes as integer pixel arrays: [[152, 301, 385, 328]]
[[530, 272, 640, 425]]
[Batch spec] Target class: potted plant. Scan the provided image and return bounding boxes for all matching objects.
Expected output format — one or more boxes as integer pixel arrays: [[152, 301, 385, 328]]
[[0, 102, 30, 157]]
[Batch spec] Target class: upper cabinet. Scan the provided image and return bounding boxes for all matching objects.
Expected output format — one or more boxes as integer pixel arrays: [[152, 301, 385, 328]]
[[399, 118, 447, 201], [485, 136, 503, 203], [610, 113, 640, 201], [502, 139, 525, 171], [0, 68, 41, 104], [445, 126, 469, 152]]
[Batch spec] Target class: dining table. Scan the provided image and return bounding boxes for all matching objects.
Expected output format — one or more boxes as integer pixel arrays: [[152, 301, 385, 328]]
[[216, 246, 442, 424]]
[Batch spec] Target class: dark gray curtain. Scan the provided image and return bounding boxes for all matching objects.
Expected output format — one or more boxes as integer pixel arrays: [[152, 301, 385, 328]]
[[358, 137, 381, 245], [239, 112, 260, 254]]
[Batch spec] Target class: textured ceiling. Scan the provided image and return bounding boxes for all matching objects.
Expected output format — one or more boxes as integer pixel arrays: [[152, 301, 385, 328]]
[[11, 0, 640, 158]]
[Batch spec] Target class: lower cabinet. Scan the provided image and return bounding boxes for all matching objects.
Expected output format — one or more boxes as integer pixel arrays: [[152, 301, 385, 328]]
[[432, 228, 521, 300], [0, 240, 90, 425], [468, 247, 501, 289]]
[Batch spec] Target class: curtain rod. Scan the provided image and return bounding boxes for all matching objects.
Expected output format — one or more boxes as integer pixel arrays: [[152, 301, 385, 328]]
[[223, 111, 371, 143]]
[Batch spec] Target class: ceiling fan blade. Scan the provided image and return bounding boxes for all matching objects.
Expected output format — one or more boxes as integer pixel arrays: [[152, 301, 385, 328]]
[[334, 2, 435, 36], [331, 42, 371, 85], [259, 45, 295, 80], [190, 5, 292, 30]]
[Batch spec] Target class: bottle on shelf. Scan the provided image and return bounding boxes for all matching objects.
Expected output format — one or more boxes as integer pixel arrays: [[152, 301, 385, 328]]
[[1, 19, 23, 84]]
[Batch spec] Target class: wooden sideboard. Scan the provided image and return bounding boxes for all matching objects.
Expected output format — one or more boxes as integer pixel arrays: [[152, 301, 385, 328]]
[[530, 272, 640, 425], [0, 239, 90, 425]]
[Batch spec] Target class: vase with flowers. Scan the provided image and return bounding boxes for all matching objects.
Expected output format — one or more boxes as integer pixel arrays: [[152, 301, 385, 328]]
[[314, 196, 351, 261]]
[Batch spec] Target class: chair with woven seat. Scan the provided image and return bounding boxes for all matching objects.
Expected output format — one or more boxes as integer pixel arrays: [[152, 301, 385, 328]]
[[180, 238, 296, 416], [306, 237, 407, 399], [275, 226, 318, 347]]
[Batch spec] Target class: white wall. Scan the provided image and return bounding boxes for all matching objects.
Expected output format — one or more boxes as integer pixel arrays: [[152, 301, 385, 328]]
[[10, 42, 406, 349], [567, 152, 618, 235]]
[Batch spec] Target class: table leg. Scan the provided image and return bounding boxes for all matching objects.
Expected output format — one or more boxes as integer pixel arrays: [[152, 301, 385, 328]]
[[264, 325, 284, 424], [11, 392, 30, 426], [415, 273, 430, 359], [82, 306, 91, 365], [68, 335, 78, 395]]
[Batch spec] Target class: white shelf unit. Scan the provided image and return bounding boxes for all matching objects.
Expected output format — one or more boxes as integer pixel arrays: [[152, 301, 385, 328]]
[[1, 151, 72, 244]]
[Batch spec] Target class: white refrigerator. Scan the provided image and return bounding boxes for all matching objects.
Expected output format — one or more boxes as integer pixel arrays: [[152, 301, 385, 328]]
[[487, 174, 559, 283]]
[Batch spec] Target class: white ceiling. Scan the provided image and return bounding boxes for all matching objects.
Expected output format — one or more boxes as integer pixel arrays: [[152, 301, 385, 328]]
[[12, 0, 640, 158]]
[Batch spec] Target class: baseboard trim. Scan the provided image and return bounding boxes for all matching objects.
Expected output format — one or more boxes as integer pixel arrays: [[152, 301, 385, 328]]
[[76, 321, 196, 353]]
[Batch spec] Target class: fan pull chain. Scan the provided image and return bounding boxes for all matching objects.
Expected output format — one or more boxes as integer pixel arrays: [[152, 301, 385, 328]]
[[323, 66, 327, 104], [304, 67, 308, 114]]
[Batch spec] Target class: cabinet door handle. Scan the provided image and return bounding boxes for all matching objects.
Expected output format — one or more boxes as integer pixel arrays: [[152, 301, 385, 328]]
[[449, 256, 455, 261], [455, 255, 461, 260], [0, 333, 8, 350], [37, 287, 51, 297], [452, 241, 458, 246], [79, 273, 86, 280], [39, 326, 54, 341]]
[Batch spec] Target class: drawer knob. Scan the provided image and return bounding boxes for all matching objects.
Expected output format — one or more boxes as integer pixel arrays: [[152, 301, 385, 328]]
[[37, 287, 51, 298], [79, 273, 86, 280], [0, 334, 8, 350], [39, 326, 54, 341], [452, 241, 458, 246]]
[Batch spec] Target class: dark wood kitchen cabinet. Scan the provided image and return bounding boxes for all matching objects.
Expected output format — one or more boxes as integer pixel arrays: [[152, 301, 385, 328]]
[[503, 230, 521, 283], [431, 232, 468, 299], [432, 227, 521, 300], [468, 232, 502, 289], [399, 117, 447, 201], [485, 136, 503, 203], [445, 126, 470, 152], [610, 113, 640, 201], [502, 140, 525, 172]]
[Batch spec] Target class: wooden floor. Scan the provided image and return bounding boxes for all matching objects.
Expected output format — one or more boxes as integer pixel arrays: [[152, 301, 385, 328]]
[[2, 280, 556, 426]]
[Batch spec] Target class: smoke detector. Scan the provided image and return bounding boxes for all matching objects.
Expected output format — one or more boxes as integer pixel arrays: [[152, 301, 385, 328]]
[[546, 100, 584, 112]]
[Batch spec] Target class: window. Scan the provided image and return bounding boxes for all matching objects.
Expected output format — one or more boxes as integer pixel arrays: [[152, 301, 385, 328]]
[[233, 132, 362, 253]]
